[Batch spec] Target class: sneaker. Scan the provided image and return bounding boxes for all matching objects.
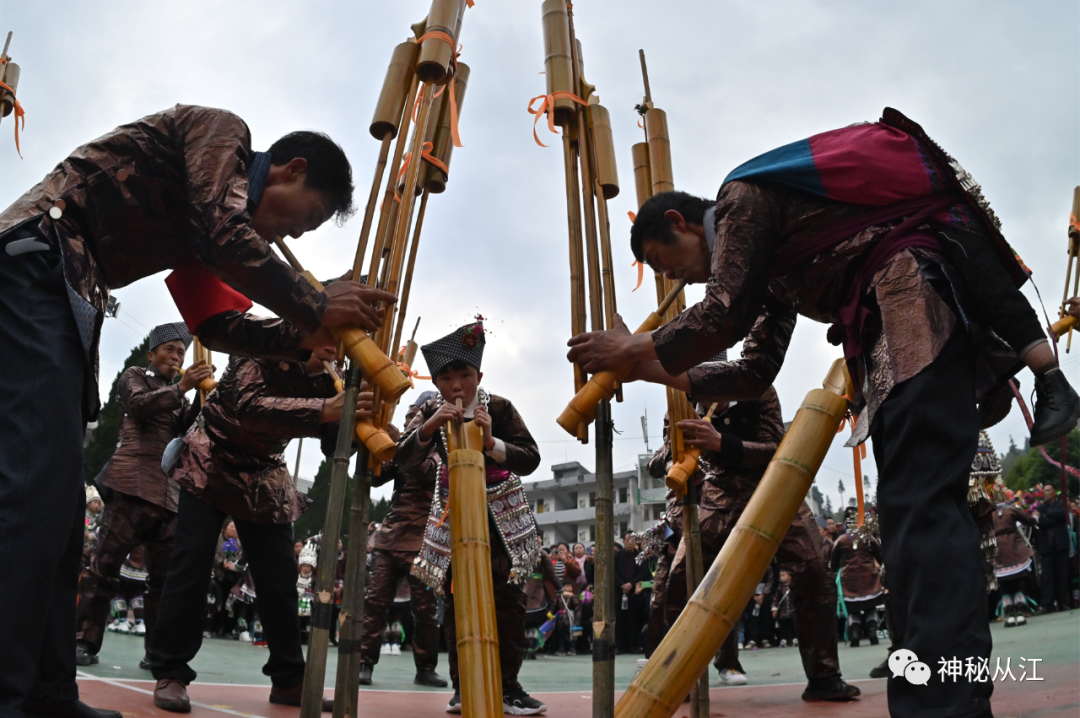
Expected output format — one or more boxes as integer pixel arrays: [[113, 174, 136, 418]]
[[239, 631, 252, 642], [446, 691, 461, 714], [793, 639, 799, 646], [503, 689, 547, 715], [414, 669, 448, 688], [746, 641, 756, 650], [390, 644, 401, 656], [802, 677, 861, 702], [737, 642, 744, 650], [567, 649, 576, 656], [555, 650, 566, 656], [1031, 368, 1079, 446], [133, 621, 147, 635], [779, 639, 787, 648], [358, 665, 373, 685], [718, 669, 748, 686], [75, 641, 98, 666], [1016, 614, 1027, 626], [381, 643, 392, 655], [1004, 615, 1016, 627], [869, 659, 890, 679], [203, 631, 212, 638], [760, 640, 771, 648]]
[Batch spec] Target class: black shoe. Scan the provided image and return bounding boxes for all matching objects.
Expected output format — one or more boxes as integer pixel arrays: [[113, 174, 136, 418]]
[[358, 664, 373, 685], [503, 689, 547, 715], [446, 691, 461, 714], [74, 642, 98, 667], [139, 654, 153, 670], [802, 677, 861, 701], [869, 659, 890, 678], [23, 698, 121, 718], [1031, 368, 1079, 446], [415, 669, 449, 687]]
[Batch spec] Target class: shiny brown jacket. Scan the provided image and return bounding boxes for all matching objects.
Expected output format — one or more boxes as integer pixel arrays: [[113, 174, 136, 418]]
[[829, 533, 884, 600], [101, 366, 199, 512], [372, 455, 439, 555], [652, 179, 1012, 445], [992, 504, 1036, 570], [172, 355, 337, 524], [0, 105, 326, 417]]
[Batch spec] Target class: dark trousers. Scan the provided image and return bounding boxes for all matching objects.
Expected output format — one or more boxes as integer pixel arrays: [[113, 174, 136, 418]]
[[0, 244, 87, 714], [669, 503, 841, 680], [1038, 550, 1070, 611], [360, 548, 440, 671], [148, 490, 305, 687], [76, 490, 176, 654], [873, 330, 993, 718], [443, 550, 526, 694]]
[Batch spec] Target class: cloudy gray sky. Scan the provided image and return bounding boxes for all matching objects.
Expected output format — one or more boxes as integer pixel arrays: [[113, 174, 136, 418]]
[[2, 0, 1077, 517]]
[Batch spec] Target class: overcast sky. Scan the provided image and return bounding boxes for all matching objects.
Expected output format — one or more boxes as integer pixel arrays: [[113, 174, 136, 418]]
[[2, 0, 1077, 517]]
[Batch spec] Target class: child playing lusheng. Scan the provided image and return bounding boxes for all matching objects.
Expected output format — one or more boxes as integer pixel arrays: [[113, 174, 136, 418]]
[[397, 319, 546, 715]]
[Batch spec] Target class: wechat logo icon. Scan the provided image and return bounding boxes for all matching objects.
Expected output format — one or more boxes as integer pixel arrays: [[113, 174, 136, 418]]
[[889, 649, 931, 685]]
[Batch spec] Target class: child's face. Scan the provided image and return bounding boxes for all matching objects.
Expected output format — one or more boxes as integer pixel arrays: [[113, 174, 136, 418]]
[[300, 564, 313, 577], [87, 500, 103, 514], [434, 365, 482, 406], [562, 584, 575, 594], [780, 571, 791, 584]]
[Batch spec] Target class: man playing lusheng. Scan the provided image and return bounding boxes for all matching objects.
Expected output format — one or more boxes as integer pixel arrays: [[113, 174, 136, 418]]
[[396, 321, 547, 715], [358, 391, 448, 689], [75, 323, 210, 670], [0, 105, 394, 718], [148, 346, 366, 712], [567, 108, 1078, 718]]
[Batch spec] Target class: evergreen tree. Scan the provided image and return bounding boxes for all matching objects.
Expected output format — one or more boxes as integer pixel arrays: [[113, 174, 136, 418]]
[[369, 496, 392, 523], [823, 495, 834, 517], [837, 478, 846, 513], [295, 457, 352, 540], [83, 334, 151, 484], [1004, 428, 1079, 496], [810, 485, 826, 515]]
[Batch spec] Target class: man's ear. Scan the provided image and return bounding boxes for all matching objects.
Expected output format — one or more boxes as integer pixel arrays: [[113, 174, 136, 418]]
[[662, 209, 686, 231], [476, 371, 483, 384], [280, 157, 309, 185]]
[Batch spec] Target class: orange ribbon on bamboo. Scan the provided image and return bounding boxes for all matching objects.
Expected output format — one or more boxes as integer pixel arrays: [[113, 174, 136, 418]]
[[395, 142, 449, 201], [0, 79, 25, 159], [526, 91, 588, 147], [415, 30, 464, 148], [396, 359, 430, 389], [836, 408, 868, 527], [627, 211, 644, 291]]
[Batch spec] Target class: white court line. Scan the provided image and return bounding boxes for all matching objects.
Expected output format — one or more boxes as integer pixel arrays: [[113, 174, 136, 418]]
[[76, 671, 273, 718]]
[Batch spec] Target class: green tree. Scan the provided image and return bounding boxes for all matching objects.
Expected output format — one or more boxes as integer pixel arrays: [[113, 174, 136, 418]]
[[84, 334, 151, 483], [369, 496, 392, 523], [295, 457, 350, 540], [837, 479, 846, 513], [1004, 428, 1079, 496], [810, 485, 826, 514], [823, 495, 834, 518]]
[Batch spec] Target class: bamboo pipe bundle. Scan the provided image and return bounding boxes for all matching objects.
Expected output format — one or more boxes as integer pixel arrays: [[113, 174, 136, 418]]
[[680, 478, 709, 718], [615, 360, 854, 718], [370, 40, 420, 141], [588, 105, 619, 200], [446, 401, 503, 717], [416, 0, 466, 84], [557, 280, 686, 436], [632, 143, 653, 209], [273, 238, 411, 401], [423, 62, 471, 194], [324, 361, 397, 463], [540, 0, 575, 125], [1053, 314, 1078, 337], [665, 403, 718, 494], [644, 108, 674, 195]]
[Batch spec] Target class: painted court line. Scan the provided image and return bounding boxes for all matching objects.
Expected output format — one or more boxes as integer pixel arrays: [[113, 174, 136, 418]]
[[76, 671, 273, 718]]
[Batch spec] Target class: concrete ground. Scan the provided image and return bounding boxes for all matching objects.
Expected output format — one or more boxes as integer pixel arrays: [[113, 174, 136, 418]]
[[76, 608, 1079, 717]]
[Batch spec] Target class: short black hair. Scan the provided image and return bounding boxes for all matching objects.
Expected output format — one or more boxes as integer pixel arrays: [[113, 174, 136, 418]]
[[434, 359, 476, 379], [268, 131, 355, 224], [630, 191, 713, 262]]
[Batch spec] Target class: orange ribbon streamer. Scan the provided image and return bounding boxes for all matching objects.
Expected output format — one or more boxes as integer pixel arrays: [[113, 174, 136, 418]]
[[526, 91, 588, 147], [415, 30, 464, 148], [627, 212, 644, 292], [0, 79, 24, 159], [1071, 212, 1080, 237], [395, 141, 450, 201], [396, 359, 430, 389], [836, 411, 868, 527]]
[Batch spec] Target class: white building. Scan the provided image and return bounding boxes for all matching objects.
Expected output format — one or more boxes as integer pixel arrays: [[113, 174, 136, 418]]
[[522, 457, 671, 548]]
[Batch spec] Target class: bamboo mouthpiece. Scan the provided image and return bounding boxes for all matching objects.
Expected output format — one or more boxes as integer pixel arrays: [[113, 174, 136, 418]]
[[1052, 314, 1078, 337], [176, 367, 217, 393], [323, 360, 398, 461]]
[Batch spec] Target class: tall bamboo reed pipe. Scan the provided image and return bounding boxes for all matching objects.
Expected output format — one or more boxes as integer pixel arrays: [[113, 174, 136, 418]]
[[332, 452, 371, 718], [681, 479, 708, 718], [557, 280, 686, 436], [615, 360, 853, 718], [423, 62, 471, 194], [274, 237, 410, 401], [300, 366, 362, 718], [391, 192, 430, 353], [1061, 186, 1080, 351], [562, 128, 589, 441], [447, 401, 503, 717], [541, 0, 575, 125]]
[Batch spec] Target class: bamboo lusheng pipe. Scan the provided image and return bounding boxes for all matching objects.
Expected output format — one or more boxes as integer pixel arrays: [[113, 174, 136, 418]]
[[644, 108, 674, 195], [175, 367, 217, 394], [446, 400, 504, 717], [1060, 186, 1080, 352], [588, 105, 619, 200], [416, 0, 466, 84], [300, 365, 362, 718], [323, 360, 397, 463], [632, 143, 653, 210], [332, 454, 372, 718], [423, 62, 471, 194], [666, 403, 718, 495], [556, 280, 686, 436], [273, 237, 411, 402], [681, 478, 709, 718], [1053, 314, 1078, 337], [391, 189, 430, 354], [0, 32, 20, 120], [540, 0, 575, 125], [563, 126, 589, 442], [615, 360, 853, 718], [568, 55, 604, 339]]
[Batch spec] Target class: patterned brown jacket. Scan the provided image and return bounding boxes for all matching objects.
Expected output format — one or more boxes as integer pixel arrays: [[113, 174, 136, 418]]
[[171, 356, 337, 524], [0, 105, 325, 417], [372, 456, 439, 555], [992, 504, 1036, 570], [101, 365, 200, 512]]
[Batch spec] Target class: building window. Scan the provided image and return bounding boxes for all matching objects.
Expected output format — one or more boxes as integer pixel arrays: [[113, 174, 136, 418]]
[[618, 487, 628, 504], [590, 525, 596, 541], [535, 498, 545, 514], [589, 491, 596, 507]]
